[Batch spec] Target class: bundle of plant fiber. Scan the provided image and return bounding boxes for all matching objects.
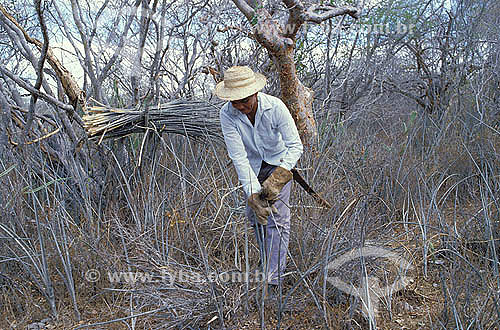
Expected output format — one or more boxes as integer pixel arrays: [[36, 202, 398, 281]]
[[83, 99, 224, 144]]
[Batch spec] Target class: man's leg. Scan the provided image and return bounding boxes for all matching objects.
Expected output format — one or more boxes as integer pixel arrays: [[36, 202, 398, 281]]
[[246, 162, 292, 285], [245, 181, 291, 285], [264, 180, 291, 285]]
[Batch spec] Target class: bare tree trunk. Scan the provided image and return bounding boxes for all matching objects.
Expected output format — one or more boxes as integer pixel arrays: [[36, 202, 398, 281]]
[[255, 9, 315, 143], [231, 0, 359, 145]]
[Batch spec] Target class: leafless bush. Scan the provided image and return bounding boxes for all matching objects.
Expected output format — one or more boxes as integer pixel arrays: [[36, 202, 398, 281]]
[[1, 0, 500, 329]]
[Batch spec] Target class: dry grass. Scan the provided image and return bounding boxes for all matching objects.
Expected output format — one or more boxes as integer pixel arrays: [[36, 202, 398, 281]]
[[1, 95, 499, 329]]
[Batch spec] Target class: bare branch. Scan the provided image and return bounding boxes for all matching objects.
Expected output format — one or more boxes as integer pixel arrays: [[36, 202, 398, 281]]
[[70, 0, 99, 99], [25, 0, 50, 136], [88, 0, 111, 45], [302, 5, 359, 24], [0, 65, 75, 112], [230, 0, 256, 22], [0, 80, 14, 139], [380, 78, 427, 108], [0, 8, 55, 98], [0, 73, 23, 110], [98, 0, 141, 84], [174, 0, 210, 28], [0, 4, 84, 112]]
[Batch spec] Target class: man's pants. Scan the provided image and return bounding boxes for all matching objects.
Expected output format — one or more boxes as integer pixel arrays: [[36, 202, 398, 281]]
[[246, 162, 291, 285]]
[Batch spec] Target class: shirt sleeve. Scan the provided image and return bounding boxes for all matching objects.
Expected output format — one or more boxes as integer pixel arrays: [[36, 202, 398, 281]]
[[220, 106, 261, 197], [274, 99, 304, 170]]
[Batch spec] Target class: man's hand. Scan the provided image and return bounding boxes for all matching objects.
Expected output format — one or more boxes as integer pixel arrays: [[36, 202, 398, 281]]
[[248, 192, 276, 225], [261, 167, 293, 202]]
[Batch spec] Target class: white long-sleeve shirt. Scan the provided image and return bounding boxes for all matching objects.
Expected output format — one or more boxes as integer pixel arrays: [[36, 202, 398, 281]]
[[220, 92, 303, 197]]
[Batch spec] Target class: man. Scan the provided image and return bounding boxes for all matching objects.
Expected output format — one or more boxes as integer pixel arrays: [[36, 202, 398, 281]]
[[215, 66, 303, 293]]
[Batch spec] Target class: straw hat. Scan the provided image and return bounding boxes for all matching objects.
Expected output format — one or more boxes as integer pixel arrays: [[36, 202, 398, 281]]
[[215, 66, 267, 101]]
